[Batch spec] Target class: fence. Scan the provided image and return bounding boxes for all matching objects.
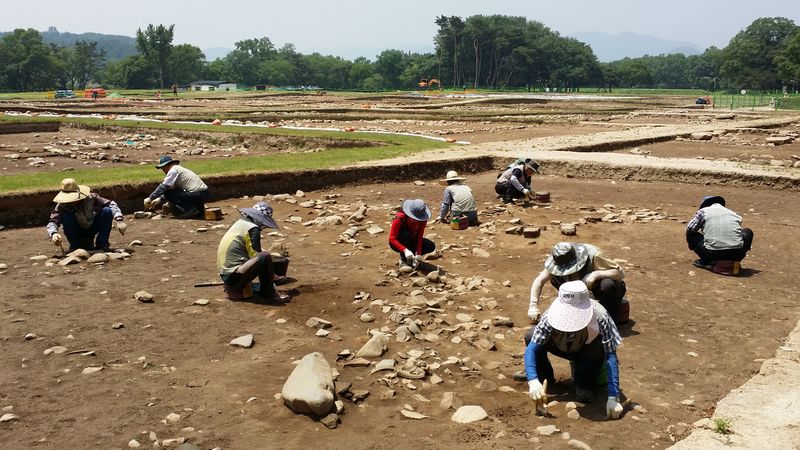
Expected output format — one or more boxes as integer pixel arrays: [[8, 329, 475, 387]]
[[711, 93, 775, 110]]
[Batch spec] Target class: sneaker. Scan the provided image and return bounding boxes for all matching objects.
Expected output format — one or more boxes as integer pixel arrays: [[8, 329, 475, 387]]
[[693, 259, 712, 270]]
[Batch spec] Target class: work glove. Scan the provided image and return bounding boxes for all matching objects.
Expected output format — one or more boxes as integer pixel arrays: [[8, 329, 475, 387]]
[[522, 188, 531, 197], [51, 233, 62, 245], [606, 396, 623, 420], [527, 305, 541, 323], [143, 198, 153, 210], [116, 221, 127, 236], [403, 249, 414, 264], [528, 379, 546, 402]]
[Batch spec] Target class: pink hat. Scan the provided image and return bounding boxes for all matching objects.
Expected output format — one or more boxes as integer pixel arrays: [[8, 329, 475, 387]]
[[546, 280, 593, 332]]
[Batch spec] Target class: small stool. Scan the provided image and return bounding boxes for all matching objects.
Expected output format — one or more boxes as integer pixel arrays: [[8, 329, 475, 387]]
[[224, 283, 253, 300], [712, 260, 740, 276]]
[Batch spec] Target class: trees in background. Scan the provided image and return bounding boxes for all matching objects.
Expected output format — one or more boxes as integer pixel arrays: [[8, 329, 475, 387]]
[[0, 17, 798, 92]]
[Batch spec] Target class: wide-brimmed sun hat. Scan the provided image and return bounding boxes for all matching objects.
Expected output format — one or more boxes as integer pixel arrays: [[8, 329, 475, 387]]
[[402, 199, 431, 222], [524, 160, 541, 174], [699, 195, 726, 209], [155, 155, 180, 168], [53, 178, 90, 204], [443, 170, 466, 182], [545, 242, 590, 277], [240, 202, 279, 229], [547, 280, 594, 332]]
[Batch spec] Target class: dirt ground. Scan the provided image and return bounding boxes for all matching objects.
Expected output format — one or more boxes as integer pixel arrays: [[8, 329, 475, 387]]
[[1, 168, 798, 449]]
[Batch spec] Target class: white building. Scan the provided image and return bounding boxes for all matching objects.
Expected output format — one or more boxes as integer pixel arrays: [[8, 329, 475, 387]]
[[186, 80, 237, 92]]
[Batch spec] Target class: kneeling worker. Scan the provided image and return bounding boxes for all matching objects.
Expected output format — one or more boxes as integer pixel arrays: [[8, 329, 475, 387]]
[[389, 199, 435, 269], [525, 280, 624, 419], [47, 178, 127, 252], [144, 156, 209, 219], [686, 195, 753, 274], [438, 170, 478, 226], [217, 202, 288, 303], [495, 160, 539, 203]]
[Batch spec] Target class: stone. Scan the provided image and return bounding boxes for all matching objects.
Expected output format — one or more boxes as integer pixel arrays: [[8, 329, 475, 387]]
[[505, 226, 523, 235], [451, 405, 488, 423], [536, 424, 560, 436], [133, 211, 152, 219], [492, 316, 514, 327], [67, 248, 91, 259], [112, 322, 124, 329], [522, 227, 541, 238], [315, 329, 330, 337], [355, 333, 389, 358], [166, 412, 181, 423], [24, 333, 37, 340], [0, 413, 18, 422], [177, 444, 201, 450], [568, 439, 592, 450], [476, 380, 497, 392], [472, 248, 490, 258], [413, 180, 425, 186], [366, 225, 384, 235], [426, 271, 440, 283], [565, 401, 578, 411], [128, 439, 141, 448], [456, 313, 474, 322], [87, 253, 109, 264], [320, 413, 340, 429], [693, 418, 712, 429], [680, 399, 695, 406], [567, 409, 580, 420], [81, 366, 103, 375], [306, 317, 333, 329], [0, 263, 7, 270], [560, 223, 577, 236], [371, 358, 395, 373], [129, 240, 143, 246], [282, 352, 335, 416], [766, 136, 793, 145], [230, 334, 255, 348], [58, 256, 81, 266], [690, 132, 713, 141], [29, 255, 49, 262], [441, 392, 463, 410], [134, 291, 154, 303], [400, 409, 428, 419], [193, 299, 210, 306], [359, 312, 375, 323], [295, 190, 305, 197], [43, 346, 68, 355]]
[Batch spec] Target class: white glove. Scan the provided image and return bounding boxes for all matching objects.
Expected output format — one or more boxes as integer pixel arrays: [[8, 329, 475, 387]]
[[522, 188, 530, 197], [51, 233, 62, 245], [527, 305, 541, 322], [528, 379, 545, 402], [143, 198, 153, 210], [403, 249, 414, 263], [606, 396, 623, 419], [116, 221, 127, 235]]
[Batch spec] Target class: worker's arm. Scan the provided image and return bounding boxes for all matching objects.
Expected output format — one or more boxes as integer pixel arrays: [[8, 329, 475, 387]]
[[247, 226, 262, 257], [439, 188, 454, 221], [388, 216, 407, 253], [508, 168, 526, 192], [148, 168, 179, 200], [685, 210, 705, 233], [93, 193, 124, 221], [46, 206, 61, 238], [528, 269, 551, 320]]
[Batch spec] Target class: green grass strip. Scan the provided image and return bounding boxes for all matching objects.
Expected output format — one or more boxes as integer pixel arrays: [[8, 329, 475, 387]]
[[0, 116, 449, 194]]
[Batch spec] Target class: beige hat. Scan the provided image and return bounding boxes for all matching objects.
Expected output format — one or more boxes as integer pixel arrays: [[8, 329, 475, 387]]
[[440, 170, 466, 185], [53, 178, 90, 204]]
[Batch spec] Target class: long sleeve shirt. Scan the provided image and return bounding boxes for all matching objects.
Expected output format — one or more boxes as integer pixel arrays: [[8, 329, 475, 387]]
[[388, 212, 427, 254], [46, 193, 123, 237], [149, 165, 208, 199], [686, 204, 744, 250], [438, 184, 477, 220], [216, 219, 263, 275], [496, 165, 529, 193]]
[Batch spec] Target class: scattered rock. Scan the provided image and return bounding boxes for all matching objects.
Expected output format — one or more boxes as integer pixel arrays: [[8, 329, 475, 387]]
[[451, 405, 488, 423], [320, 413, 340, 429], [230, 334, 255, 348], [87, 253, 109, 264], [505, 226, 523, 235], [128, 439, 141, 448], [24, 333, 37, 340], [413, 181, 425, 186], [129, 240, 143, 246], [766, 136, 793, 145], [559, 223, 577, 236], [306, 317, 333, 330], [568, 439, 592, 450], [690, 132, 713, 141], [112, 322, 124, 329], [523, 227, 541, 238], [193, 299, 210, 306], [166, 412, 181, 423], [359, 312, 375, 323], [355, 333, 389, 358], [471, 247, 490, 258], [282, 352, 335, 416], [567, 409, 580, 420], [536, 424, 560, 436], [0, 413, 18, 423], [81, 366, 103, 375], [29, 255, 49, 262], [134, 291, 154, 303], [67, 248, 91, 259], [58, 256, 81, 266], [133, 211, 152, 219], [400, 409, 428, 419], [366, 225, 384, 235], [43, 346, 68, 355], [476, 380, 497, 391]]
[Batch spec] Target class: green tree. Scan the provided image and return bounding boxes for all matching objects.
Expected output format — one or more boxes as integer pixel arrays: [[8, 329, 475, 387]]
[[168, 44, 206, 85], [374, 49, 406, 89], [348, 57, 375, 89], [720, 17, 798, 90], [71, 41, 106, 89], [135, 24, 175, 88], [223, 37, 275, 85], [775, 31, 800, 92], [0, 28, 60, 91]]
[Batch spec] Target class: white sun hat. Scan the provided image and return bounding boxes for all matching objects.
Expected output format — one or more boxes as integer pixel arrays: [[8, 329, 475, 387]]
[[546, 280, 594, 332]]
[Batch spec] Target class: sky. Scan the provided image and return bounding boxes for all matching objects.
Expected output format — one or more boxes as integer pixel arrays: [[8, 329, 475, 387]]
[[3, 0, 798, 59]]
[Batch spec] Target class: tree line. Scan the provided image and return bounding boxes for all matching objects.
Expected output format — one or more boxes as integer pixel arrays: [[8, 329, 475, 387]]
[[0, 16, 798, 92]]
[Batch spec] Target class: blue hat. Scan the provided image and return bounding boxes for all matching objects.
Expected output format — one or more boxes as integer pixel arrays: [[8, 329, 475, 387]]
[[155, 156, 180, 168], [699, 195, 725, 209], [240, 202, 279, 229], [402, 199, 431, 221]]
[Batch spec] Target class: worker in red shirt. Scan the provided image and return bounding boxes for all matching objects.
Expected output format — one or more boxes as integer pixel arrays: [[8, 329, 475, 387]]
[[389, 199, 436, 269]]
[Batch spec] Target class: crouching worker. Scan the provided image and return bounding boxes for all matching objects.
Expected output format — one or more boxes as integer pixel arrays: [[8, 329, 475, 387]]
[[525, 280, 624, 419], [389, 199, 436, 270], [47, 178, 127, 252], [217, 202, 289, 303], [144, 156, 209, 219], [495, 160, 540, 203], [686, 195, 753, 275], [438, 170, 478, 226]]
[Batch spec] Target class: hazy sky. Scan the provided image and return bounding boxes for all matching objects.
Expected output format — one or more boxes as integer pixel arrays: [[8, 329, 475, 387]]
[[3, 0, 798, 58]]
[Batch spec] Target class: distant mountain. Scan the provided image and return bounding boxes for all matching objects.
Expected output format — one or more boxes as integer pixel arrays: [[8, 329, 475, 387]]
[[0, 27, 137, 60], [570, 31, 702, 62]]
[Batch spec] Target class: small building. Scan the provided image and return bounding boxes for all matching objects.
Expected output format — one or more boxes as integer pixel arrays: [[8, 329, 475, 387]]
[[186, 80, 237, 92]]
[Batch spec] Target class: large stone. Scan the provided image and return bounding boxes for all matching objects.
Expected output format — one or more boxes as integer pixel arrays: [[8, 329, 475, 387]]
[[522, 227, 541, 238], [58, 256, 81, 266], [560, 223, 577, 236], [355, 333, 389, 358], [67, 248, 91, 259], [134, 291, 154, 303], [282, 352, 335, 416], [87, 253, 109, 264], [451, 405, 488, 423], [766, 136, 793, 145], [230, 334, 254, 348], [690, 132, 713, 141]]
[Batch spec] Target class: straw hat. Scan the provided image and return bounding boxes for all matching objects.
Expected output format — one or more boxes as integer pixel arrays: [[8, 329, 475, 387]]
[[545, 242, 590, 276], [402, 199, 431, 221], [443, 170, 466, 182], [546, 280, 594, 332], [240, 202, 279, 229], [53, 178, 90, 204]]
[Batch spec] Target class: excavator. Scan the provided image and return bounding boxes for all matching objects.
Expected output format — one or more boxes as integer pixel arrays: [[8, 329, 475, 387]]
[[417, 78, 441, 90]]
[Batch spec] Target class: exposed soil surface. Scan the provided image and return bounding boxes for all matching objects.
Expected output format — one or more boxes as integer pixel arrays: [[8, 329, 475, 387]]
[[1, 171, 798, 450]]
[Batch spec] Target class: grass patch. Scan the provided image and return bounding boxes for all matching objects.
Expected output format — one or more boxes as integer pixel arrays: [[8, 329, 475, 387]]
[[0, 116, 449, 194], [713, 418, 733, 435]]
